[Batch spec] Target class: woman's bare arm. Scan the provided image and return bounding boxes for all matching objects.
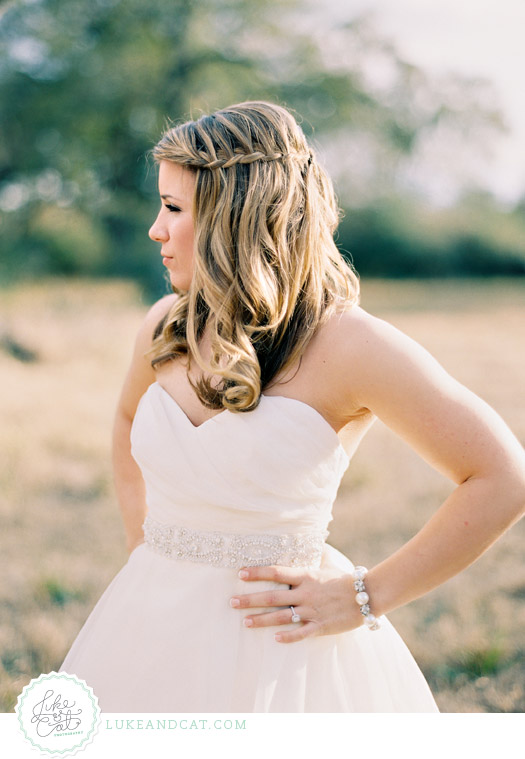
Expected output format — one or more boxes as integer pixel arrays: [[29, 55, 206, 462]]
[[231, 306, 525, 641], [331, 306, 525, 621], [112, 294, 177, 554]]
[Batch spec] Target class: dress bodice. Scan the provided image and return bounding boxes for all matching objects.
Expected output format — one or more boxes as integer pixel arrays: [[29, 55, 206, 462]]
[[61, 386, 439, 715], [130, 382, 374, 536]]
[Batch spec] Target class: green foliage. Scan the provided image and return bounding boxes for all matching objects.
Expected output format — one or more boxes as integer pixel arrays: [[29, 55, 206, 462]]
[[434, 645, 509, 685], [458, 646, 507, 678], [0, 330, 38, 362], [1, 648, 23, 676], [35, 577, 85, 607], [0, 0, 522, 292], [338, 194, 525, 277], [30, 205, 108, 274]]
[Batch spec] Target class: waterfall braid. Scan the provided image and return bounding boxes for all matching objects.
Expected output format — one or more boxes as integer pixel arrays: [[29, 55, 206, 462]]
[[149, 100, 359, 412]]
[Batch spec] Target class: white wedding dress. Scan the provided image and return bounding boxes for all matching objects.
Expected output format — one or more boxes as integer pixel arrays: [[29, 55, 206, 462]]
[[59, 381, 439, 712]]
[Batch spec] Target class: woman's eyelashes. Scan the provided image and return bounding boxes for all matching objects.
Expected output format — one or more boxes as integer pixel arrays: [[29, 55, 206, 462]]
[[164, 204, 181, 213]]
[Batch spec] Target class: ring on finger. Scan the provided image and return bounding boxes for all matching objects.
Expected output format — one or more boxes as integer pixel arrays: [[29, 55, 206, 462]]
[[290, 605, 301, 623]]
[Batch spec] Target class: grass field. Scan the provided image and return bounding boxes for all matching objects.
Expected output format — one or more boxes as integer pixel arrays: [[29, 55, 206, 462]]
[[1, 277, 524, 713]]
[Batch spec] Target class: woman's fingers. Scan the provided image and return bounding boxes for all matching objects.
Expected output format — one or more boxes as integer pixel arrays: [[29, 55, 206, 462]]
[[274, 621, 320, 643], [242, 608, 297, 628], [237, 565, 306, 585], [230, 564, 310, 609], [230, 564, 362, 643], [240, 605, 322, 643], [229, 587, 295, 609], [242, 605, 313, 628]]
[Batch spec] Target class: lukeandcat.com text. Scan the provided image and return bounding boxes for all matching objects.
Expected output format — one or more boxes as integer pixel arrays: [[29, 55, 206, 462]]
[[104, 719, 246, 731]]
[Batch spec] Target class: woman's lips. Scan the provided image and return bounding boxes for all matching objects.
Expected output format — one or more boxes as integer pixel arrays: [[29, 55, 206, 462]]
[[162, 257, 173, 266]]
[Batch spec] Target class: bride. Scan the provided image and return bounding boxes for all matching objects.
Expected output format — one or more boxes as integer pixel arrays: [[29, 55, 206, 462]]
[[59, 101, 525, 712]]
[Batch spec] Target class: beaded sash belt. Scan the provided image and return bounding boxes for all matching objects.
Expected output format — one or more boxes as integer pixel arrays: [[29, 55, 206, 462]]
[[143, 515, 328, 569]]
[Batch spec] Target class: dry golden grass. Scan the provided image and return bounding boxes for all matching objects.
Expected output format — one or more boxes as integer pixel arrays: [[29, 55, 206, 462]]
[[1, 277, 524, 713]]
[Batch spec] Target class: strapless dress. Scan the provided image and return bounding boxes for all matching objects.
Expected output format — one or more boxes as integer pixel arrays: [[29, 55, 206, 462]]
[[59, 382, 439, 712]]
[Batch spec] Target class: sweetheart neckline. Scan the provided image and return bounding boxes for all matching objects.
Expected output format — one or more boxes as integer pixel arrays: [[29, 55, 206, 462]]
[[152, 381, 349, 459]]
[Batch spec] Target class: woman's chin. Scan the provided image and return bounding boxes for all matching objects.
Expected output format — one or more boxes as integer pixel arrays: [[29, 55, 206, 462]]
[[168, 272, 191, 292]]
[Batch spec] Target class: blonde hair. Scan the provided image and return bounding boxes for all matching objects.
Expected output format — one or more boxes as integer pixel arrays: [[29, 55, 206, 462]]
[[149, 100, 359, 412]]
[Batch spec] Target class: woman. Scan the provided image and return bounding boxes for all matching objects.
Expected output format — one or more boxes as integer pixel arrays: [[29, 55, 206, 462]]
[[59, 101, 525, 712]]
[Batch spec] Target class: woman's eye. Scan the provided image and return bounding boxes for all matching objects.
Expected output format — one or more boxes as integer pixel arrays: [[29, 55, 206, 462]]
[[164, 204, 181, 213]]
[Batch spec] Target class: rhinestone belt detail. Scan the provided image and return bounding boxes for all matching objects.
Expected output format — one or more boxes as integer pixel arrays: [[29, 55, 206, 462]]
[[143, 515, 328, 568]]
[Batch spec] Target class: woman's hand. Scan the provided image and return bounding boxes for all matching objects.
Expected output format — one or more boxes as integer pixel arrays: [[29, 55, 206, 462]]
[[229, 565, 363, 643]]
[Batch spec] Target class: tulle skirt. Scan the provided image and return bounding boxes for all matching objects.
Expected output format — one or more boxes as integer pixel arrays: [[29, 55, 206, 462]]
[[59, 542, 439, 712]]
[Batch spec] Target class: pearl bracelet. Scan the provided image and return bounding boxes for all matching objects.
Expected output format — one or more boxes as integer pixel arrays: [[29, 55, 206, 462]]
[[352, 566, 381, 631]]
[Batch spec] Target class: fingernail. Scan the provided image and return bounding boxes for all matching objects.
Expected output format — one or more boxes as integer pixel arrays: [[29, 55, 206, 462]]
[[274, 634, 282, 642], [238, 570, 249, 579], [243, 618, 253, 627], [230, 598, 240, 607]]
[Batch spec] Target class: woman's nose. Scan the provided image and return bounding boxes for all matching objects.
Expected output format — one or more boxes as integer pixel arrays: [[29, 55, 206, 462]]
[[149, 213, 168, 242]]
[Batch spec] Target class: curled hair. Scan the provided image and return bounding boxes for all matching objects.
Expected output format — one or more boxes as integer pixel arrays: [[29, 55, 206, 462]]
[[149, 100, 359, 412]]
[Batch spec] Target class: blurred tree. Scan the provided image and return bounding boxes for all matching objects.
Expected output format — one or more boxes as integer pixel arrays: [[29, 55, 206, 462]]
[[338, 190, 525, 277], [0, 0, 518, 293]]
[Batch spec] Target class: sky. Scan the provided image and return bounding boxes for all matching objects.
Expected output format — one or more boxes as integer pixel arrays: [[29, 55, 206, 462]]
[[325, 0, 525, 205]]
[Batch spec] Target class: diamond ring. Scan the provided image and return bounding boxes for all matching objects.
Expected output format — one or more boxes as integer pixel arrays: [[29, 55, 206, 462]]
[[290, 605, 301, 623]]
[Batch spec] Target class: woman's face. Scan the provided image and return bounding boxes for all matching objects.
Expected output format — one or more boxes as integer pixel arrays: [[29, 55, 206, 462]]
[[149, 161, 196, 291]]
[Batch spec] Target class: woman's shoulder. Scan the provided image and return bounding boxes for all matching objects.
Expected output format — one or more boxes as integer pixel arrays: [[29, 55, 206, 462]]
[[321, 303, 410, 361], [326, 303, 433, 366], [135, 293, 180, 345], [144, 293, 180, 327], [318, 303, 452, 414]]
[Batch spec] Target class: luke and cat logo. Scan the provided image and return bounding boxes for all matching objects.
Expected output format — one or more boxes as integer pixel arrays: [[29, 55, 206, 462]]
[[15, 671, 101, 756]]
